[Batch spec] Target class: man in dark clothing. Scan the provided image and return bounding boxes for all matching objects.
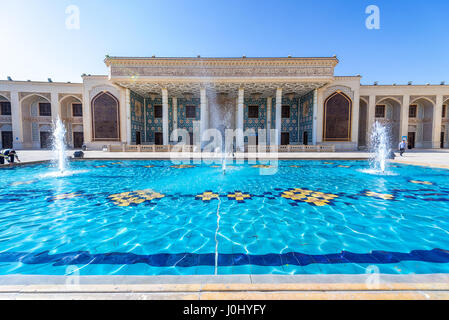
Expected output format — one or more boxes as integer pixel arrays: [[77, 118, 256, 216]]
[[0, 149, 20, 164]]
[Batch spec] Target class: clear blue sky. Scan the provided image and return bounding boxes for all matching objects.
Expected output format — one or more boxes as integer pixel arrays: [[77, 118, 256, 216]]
[[1, 0, 448, 84]]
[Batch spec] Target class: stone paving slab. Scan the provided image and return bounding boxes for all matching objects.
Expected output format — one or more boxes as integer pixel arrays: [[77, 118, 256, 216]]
[[0, 274, 448, 300]]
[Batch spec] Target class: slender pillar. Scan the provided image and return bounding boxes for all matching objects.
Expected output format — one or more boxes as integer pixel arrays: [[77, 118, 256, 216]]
[[366, 95, 376, 143], [162, 88, 169, 145], [237, 88, 244, 151], [399, 94, 410, 142], [416, 105, 424, 148], [275, 88, 282, 145], [125, 89, 132, 145], [50, 92, 59, 123], [266, 97, 272, 145], [432, 95, 443, 148], [143, 98, 147, 143], [312, 89, 318, 145], [10, 91, 23, 149], [200, 87, 207, 144], [172, 97, 178, 131], [352, 88, 360, 147]]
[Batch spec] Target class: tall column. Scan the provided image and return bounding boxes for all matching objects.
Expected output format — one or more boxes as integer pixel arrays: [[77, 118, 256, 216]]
[[275, 88, 282, 145], [266, 97, 272, 145], [125, 89, 132, 145], [10, 91, 23, 149], [50, 92, 59, 123], [312, 89, 318, 145], [237, 88, 244, 151], [162, 88, 169, 145], [352, 88, 360, 147], [416, 105, 424, 148], [366, 95, 376, 143], [143, 98, 147, 143], [172, 97, 178, 132], [432, 95, 443, 148], [445, 125, 449, 148], [200, 87, 207, 145], [399, 94, 410, 142]]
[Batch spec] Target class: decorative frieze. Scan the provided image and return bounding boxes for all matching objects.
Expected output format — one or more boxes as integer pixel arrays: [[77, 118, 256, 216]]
[[107, 57, 338, 79]]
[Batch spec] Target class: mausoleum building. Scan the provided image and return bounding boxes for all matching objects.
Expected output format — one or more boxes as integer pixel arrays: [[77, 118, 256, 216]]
[[0, 56, 448, 151]]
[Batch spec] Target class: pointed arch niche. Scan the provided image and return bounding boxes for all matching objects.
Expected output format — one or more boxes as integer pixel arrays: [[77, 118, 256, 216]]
[[91, 91, 120, 141], [323, 91, 352, 141]]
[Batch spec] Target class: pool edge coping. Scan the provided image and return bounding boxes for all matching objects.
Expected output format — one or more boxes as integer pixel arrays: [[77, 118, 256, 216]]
[[0, 274, 448, 299]]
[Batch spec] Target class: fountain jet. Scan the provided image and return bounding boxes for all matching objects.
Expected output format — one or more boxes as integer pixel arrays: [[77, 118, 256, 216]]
[[52, 117, 68, 173], [369, 121, 390, 173]]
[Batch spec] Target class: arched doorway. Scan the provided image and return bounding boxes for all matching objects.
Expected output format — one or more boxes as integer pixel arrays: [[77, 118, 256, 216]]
[[374, 97, 401, 148], [20, 94, 52, 149], [323, 92, 352, 141], [410, 97, 434, 148], [59, 95, 83, 148], [91, 92, 120, 141]]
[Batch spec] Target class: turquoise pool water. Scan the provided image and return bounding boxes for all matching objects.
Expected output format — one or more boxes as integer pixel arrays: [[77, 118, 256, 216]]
[[1, 159, 449, 275]]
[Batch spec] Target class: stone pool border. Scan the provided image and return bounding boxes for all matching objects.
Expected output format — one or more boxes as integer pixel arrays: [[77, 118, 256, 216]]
[[0, 274, 448, 299]]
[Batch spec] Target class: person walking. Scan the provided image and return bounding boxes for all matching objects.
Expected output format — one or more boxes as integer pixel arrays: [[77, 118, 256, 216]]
[[398, 139, 407, 157]]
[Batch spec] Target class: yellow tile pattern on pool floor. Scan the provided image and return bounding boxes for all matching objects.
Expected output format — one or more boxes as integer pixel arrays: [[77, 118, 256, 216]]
[[364, 191, 395, 200], [108, 190, 165, 206], [281, 188, 339, 206]]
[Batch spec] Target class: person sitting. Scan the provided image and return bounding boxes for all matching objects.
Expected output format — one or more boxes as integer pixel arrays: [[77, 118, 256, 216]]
[[0, 149, 20, 164]]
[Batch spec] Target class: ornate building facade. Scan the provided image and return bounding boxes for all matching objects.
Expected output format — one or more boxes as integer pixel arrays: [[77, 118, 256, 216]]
[[0, 56, 448, 151]]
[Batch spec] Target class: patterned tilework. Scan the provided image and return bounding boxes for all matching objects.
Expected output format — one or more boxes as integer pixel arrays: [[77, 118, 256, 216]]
[[108, 190, 165, 206], [299, 90, 314, 144], [145, 97, 173, 143], [195, 191, 219, 202], [177, 98, 200, 133], [227, 191, 252, 202], [281, 188, 339, 206], [363, 191, 395, 200], [244, 98, 267, 130], [243, 98, 267, 143], [130, 91, 145, 143], [281, 97, 299, 143], [271, 93, 313, 144], [145, 97, 162, 143]]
